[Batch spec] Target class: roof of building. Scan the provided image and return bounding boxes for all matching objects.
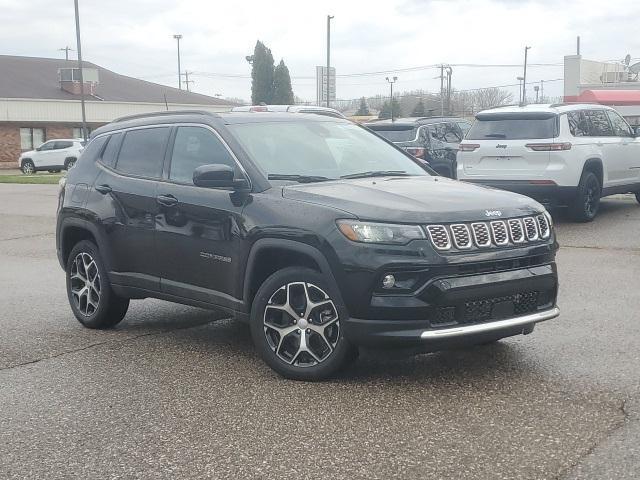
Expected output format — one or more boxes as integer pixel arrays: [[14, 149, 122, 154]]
[[576, 89, 640, 106], [0, 55, 234, 106]]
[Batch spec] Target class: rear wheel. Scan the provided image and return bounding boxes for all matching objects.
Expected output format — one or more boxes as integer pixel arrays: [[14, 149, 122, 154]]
[[250, 267, 356, 380], [569, 171, 600, 222], [21, 159, 35, 175], [66, 240, 129, 329], [64, 158, 77, 170]]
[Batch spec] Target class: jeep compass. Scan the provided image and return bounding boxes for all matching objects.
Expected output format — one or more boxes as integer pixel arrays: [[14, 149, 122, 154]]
[[56, 111, 559, 380]]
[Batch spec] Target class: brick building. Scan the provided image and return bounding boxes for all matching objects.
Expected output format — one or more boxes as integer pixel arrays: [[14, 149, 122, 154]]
[[0, 55, 236, 168]]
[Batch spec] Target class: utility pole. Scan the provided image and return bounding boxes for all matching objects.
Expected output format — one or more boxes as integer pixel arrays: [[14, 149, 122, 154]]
[[534, 85, 540, 103], [446, 66, 452, 115], [73, 0, 87, 142], [58, 46, 74, 61], [173, 34, 183, 89], [182, 71, 194, 92], [326, 15, 334, 108], [577, 36, 581, 55], [385, 76, 397, 122], [540, 80, 544, 103], [517, 76, 524, 104], [440, 64, 445, 116], [522, 46, 531, 105]]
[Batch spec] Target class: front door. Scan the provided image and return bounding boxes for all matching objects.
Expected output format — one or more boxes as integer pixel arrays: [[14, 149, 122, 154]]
[[32, 140, 57, 168], [156, 125, 248, 309]]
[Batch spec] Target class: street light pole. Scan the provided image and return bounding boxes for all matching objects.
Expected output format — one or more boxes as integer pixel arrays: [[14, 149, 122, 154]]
[[522, 46, 531, 105], [517, 76, 524, 105], [73, 0, 87, 142], [326, 15, 334, 108], [385, 76, 397, 122], [174, 34, 183, 90], [59, 46, 74, 61]]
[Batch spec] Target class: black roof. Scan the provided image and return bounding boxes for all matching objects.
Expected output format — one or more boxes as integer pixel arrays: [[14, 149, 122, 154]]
[[0, 55, 234, 106]]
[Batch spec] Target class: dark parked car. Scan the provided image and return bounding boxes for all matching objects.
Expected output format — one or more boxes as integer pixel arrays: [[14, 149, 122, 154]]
[[56, 110, 559, 380], [366, 117, 472, 178]]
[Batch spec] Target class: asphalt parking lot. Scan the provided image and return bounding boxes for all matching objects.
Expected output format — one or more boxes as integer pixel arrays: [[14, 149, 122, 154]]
[[0, 183, 639, 479]]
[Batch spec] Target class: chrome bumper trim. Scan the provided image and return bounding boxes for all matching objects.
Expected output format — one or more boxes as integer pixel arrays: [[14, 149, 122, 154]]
[[420, 307, 559, 340]]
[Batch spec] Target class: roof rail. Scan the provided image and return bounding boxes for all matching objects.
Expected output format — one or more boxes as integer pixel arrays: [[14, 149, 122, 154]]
[[113, 110, 218, 123]]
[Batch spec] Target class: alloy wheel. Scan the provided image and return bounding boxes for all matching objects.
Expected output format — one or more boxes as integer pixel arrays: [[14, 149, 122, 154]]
[[22, 162, 34, 175], [70, 252, 101, 316], [263, 282, 340, 367]]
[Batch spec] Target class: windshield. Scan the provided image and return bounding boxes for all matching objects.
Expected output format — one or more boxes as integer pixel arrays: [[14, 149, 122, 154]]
[[467, 115, 558, 140], [228, 121, 428, 179]]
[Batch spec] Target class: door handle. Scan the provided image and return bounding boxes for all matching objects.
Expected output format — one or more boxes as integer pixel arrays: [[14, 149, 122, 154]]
[[95, 184, 112, 194], [156, 194, 178, 207]]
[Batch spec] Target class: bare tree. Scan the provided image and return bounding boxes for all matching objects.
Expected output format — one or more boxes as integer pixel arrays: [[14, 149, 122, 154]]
[[451, 87, 514, 117]]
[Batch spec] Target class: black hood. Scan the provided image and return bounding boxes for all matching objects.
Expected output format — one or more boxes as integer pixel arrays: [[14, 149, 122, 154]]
[[282, 176, 543, 223]]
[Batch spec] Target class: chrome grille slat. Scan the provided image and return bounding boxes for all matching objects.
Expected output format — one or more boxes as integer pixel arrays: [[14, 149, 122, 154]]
[[507, 219, 525, 244], [450, 224, 472, 249], [523, 217, 539, 241], [426, 225, 451, 250], [471, 222, 491, 248], [490, 220, 509, 246], [426, 214, 551, 252]]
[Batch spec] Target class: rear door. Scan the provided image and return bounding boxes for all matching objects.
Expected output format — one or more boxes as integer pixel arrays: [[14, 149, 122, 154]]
[[53, 140, 74, 166], [605, 109, 640, 185], [583, 109, 620, 186], [460, 113, 557, 178]]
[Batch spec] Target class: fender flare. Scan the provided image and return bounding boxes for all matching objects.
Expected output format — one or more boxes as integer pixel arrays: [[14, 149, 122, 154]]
[[242, 238, 345, 309], [582, 157, 604, 185], [58, 216, 110, 269]]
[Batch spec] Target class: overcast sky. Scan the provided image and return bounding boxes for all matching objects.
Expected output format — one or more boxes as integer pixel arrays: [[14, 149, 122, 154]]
[[2, 0, 640, 103]]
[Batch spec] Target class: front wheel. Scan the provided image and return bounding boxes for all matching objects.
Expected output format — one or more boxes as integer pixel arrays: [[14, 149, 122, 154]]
[[66, 240, 129, 329], [21, 160, 35, 175], [569, 171, 601, 222], [250, 267, 356, 380]]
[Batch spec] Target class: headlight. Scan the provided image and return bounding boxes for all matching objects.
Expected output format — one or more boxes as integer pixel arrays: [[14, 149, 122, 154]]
[[337, 220, 425, 245]]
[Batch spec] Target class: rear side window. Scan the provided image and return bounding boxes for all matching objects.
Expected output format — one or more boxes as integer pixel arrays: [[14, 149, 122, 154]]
[[116, 127, 170, 178], [567, 111, 589, 137], [429, 123, 463, 144], [78, 136, 108, 163], [467, 114, 557, 140], [606, 111, 633, 137], [369, 125, 417, 142], [55, 141, 73, 149], [169, 126, 236, 184], [584, 110, 613, 136], [100, 133, 123, 167]]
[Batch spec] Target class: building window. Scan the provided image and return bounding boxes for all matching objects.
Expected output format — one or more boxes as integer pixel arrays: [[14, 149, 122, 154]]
[[72, 127, 91, 139], [19, 128, 45, 150]]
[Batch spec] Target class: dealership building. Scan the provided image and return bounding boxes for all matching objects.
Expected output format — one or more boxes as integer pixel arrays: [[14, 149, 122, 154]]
[[0, 55, 235, 168]]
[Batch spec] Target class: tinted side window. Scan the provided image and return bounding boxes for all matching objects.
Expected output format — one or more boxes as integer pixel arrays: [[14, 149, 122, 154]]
[[78, 136, 108, 164], [55, 141, 73, 149], [39, 141, 55, 151], [567, 111, 589, 137], [169, 126, 236, 184], [100, 133, 123, 168], [585, 110, 613, 136], [116, 128, 170, 178], [606, 111, 633, 137]]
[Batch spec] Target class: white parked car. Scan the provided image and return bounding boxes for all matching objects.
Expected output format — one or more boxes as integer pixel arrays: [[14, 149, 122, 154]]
[[18, 138, 85, 174], [457, 104, 640, 221]]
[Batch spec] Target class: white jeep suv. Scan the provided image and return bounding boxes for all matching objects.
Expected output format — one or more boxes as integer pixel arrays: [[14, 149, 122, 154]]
[[457, 104, 640, 221], [19, 139, 85, 174]]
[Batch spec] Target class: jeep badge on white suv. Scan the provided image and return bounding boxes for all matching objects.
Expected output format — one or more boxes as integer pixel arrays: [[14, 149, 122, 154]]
[[457, 104, 640, 221]]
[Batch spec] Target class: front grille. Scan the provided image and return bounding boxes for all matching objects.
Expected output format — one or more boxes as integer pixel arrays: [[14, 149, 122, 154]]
[[426, 214, 551, 252], [426, 225, 451, 250], [461, 291, 540, 324]]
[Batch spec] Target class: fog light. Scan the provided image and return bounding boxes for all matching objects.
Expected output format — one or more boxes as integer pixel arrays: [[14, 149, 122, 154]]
[[382, 274, 396, 289]]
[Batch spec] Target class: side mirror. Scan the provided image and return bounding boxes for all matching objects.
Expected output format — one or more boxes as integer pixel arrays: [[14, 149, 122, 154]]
[[193, 164, 248, 189], [35, 146, 42, 151]]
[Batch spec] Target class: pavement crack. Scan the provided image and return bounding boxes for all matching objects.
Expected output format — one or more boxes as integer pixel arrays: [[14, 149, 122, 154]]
[[561, 244, 640, 253]]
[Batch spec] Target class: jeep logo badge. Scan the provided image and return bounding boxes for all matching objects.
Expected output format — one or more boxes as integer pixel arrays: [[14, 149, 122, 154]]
[[496, 144, 507, 149], [485, 210, 502, 217]]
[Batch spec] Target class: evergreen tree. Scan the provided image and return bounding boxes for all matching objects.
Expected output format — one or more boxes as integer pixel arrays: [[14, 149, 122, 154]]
[[272, 59, 295, 104], [355, 97, 370, 116], [251, 40, 275, 104], [378, 101, 391, 119], [411, 99, 426, 117]]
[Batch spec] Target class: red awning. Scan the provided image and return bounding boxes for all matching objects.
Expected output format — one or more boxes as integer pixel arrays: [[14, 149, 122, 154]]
[[576, 89, 640, 106]]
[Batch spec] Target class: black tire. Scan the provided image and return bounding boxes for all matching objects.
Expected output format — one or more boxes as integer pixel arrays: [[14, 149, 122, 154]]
[[635, 191, 640, 204], [64, 157, 77, 170], [66, 240, 129, 329], [569, 170, 601, 222], [250, 267, 356, 381], [21, 159, 35, 175]]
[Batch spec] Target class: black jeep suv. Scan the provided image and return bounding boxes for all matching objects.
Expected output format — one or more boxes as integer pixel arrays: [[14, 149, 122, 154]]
[[56, 111, 559, 380], [366, 117, 473, 178]]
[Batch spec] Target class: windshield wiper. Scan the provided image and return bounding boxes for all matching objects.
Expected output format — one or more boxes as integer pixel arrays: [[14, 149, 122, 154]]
[[340, 170, 411, 179], [483, 133, 507, 138], [268, 174, 334, 183]]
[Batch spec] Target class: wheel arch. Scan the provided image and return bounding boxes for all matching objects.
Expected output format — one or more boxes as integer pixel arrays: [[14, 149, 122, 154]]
[[582, 157, 604, 186], [242, 238, 344, 313], [58, 218, 107, 269]]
